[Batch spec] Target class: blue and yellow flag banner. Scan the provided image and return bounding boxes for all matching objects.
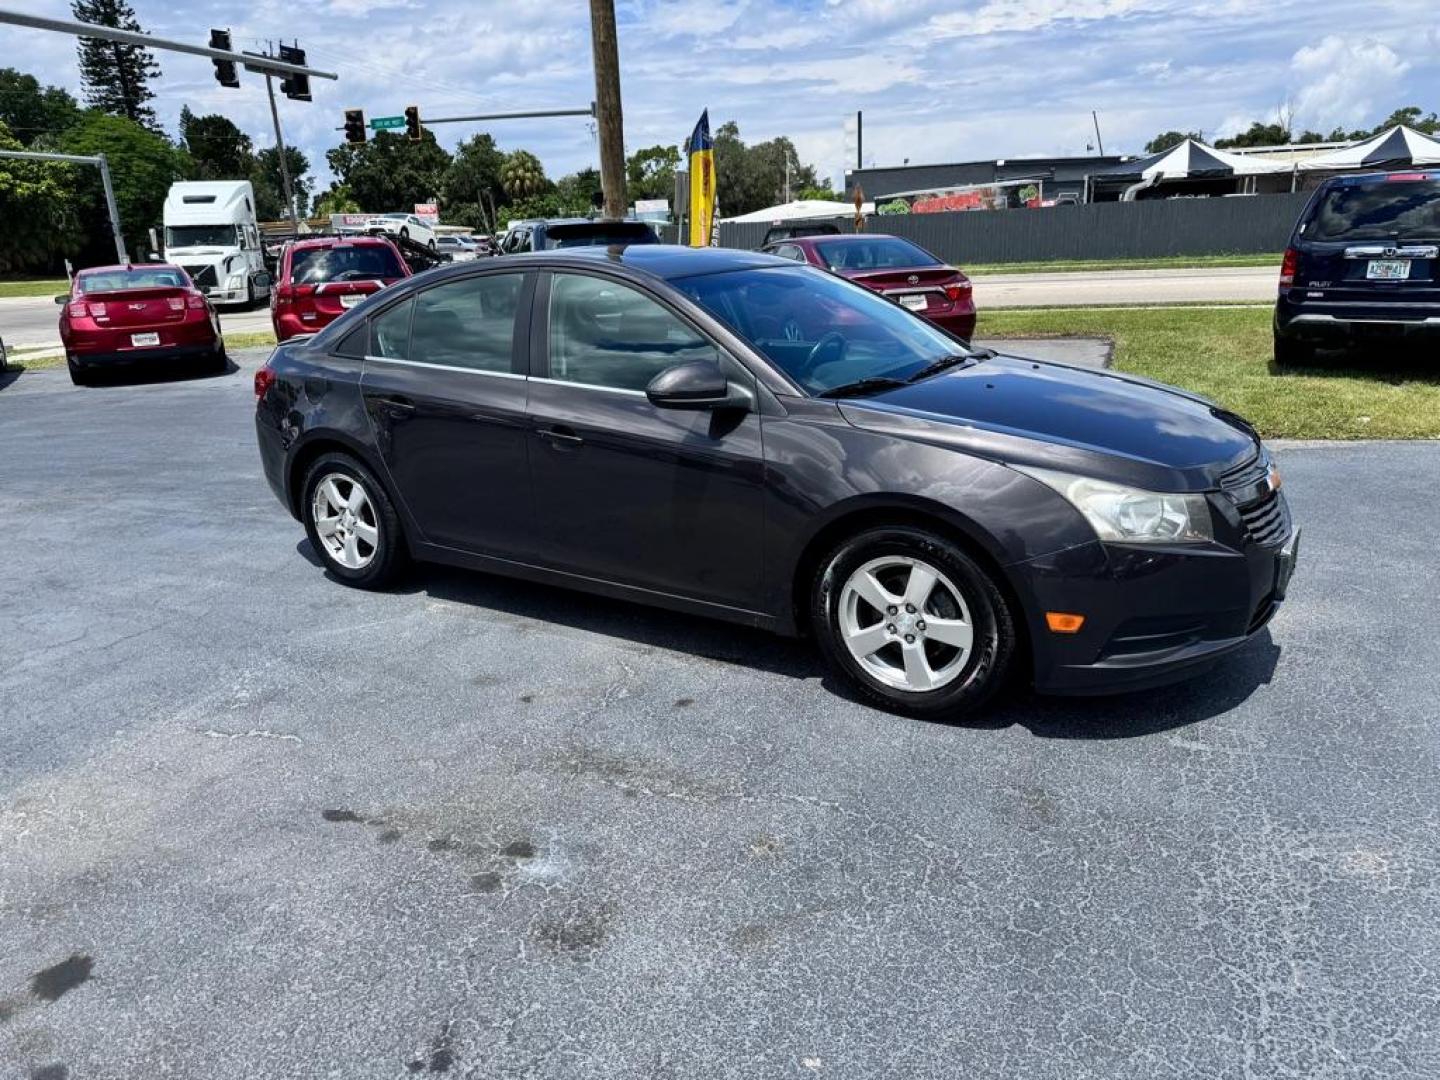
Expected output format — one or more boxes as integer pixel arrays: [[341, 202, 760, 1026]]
[[686, 109, 716, 247]]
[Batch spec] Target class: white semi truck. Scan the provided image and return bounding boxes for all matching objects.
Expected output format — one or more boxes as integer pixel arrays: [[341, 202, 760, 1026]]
[[161, 180, 271, 307]]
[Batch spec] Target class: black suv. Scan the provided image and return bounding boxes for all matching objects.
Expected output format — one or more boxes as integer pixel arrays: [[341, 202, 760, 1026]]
[[499, 218, 659, 254], [1275, 171, 1440, 364], [760, 222, 842, 247]]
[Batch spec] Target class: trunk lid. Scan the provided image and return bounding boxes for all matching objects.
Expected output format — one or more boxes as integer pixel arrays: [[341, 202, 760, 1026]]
[[841, 266, 961, 292], [80, 287, 191, 327]]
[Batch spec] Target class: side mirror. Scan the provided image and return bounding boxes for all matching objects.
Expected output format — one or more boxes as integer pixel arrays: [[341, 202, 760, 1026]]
[[646, 360, 752, 411], [55, 294, 70, 305], [253, 272, 273, 289]]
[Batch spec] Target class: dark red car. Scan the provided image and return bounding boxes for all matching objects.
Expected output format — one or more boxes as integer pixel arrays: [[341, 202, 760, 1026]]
[[761, 234, 976, 340], [58, 263, 225, 386], [272, 236, 410, 341]]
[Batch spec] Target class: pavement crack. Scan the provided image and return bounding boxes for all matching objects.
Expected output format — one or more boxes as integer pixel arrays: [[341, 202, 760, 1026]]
[[199, 727, 304, 744]]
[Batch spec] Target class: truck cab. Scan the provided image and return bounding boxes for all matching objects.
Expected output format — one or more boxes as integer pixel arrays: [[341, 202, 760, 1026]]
[[162, 181, 271, 308]]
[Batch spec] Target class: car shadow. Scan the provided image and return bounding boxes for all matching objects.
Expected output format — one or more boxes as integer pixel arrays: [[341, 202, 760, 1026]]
[[1271, 343, 1440, 381], [80, 357, 236, 387], [299, 539, 1282, 739], [0, 367, 22, 392]]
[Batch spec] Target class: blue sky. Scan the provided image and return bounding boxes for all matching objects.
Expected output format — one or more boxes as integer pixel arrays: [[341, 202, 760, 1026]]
[[3, 0, 1438, 196]]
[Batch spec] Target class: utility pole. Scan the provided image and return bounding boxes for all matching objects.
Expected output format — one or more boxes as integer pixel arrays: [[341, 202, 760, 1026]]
[[1091, 110, 1105, 156], [588, 0, 627, 219], [857, 110, 863, 170]]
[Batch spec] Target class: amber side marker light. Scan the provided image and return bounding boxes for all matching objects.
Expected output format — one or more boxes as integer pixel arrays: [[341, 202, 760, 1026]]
[[1046, 612, 1086, 634]]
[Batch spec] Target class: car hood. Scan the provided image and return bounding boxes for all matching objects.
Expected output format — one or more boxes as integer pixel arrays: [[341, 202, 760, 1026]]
[[837, 354, 1258, 492]]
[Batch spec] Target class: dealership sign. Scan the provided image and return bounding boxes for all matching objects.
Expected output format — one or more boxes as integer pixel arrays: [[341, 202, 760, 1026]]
[[414, 203, 439, 224]]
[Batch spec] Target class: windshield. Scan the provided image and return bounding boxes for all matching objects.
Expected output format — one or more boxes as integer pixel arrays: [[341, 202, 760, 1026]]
[[545, 223, 657, 248], [1307, 180, 1440, 241], [290, 244, 405, 284], [814, 237, 941, 271], [79, 268, 189, 292], [165, 224, 238, 248], [674, 266, 972, 395]]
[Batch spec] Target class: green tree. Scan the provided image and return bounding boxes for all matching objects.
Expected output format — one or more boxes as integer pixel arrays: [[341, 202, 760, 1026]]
[[500, 149, 547, 200], [711, 121, 821, 216], [555, 167, 602, 211], [312, 184, 360, 217], [1366, 106, 1439, 135], [179, 107, 254, 180], [440, 132, 505, 214], [55, 111, 188, 262], [251, 145, 311, 220], [1214, 121, 1292, 149], [0, 68, 82, 146], [325, 130, 452, 212], [625, 144, 680, 201], [70, 0, 161, 130], [797, 184, 838, 201], [0, 120, 84, 272], [1143, 130, 1201, 154]]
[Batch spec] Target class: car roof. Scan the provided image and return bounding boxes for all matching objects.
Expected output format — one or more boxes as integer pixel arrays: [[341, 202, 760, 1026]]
[[1324, 170, 1440, 187], [502, 243, 792, 279], [803, 233, 907, 245]]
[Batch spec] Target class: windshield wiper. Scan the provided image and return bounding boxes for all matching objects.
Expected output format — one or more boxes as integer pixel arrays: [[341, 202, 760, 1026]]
[[905, 349, 995, 385], [817, 376, 909, 399]]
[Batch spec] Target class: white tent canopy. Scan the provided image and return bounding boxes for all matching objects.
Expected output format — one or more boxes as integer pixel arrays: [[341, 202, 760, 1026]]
[[1297, 125, 1440, 172], [723, 199, 873, 223], [1097, 138, 1292, 182]]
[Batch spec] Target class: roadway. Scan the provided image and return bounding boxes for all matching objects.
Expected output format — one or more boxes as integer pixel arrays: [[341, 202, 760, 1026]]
[[0, 266, 1279, 350]]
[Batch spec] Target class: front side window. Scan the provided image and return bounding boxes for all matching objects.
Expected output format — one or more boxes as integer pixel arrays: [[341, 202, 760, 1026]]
[[407, 274, 523, 373], [548, 273, 717, 391], [371, 297, 413, 360], [675, 266, 970, 396]]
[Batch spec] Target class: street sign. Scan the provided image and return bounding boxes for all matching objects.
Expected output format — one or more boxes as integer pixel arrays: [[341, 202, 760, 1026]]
[[370, 116, 405, 131]]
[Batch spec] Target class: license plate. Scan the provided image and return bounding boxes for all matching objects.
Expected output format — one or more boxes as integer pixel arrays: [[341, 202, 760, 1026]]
[[899, 294, 927, 311], [131, 332, 160, 347], [340, 293, 363, 308], [1366, 259, 1411, 280], [1275, 528, 1301, 600]]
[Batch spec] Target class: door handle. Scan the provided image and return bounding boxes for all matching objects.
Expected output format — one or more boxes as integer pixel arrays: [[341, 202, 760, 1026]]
[[536, 425, 584, 448]]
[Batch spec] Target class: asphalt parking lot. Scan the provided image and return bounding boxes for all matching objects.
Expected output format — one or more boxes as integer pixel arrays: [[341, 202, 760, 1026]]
[[2, 351, 1437, 1080]]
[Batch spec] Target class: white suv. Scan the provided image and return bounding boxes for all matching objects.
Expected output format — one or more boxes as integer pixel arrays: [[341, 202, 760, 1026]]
[[365, 213, 436, 251]]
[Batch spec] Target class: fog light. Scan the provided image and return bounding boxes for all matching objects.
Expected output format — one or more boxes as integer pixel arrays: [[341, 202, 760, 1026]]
[[1046, 612, 1086, 634]]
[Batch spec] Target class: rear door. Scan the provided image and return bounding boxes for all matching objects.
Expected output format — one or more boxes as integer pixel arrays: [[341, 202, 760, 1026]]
[[360, 270, 536, 558], [1294, 176, 1440, 306]]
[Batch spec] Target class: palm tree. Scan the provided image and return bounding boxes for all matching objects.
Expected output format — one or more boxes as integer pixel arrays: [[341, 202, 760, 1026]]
[[500, 150, 547, 200]]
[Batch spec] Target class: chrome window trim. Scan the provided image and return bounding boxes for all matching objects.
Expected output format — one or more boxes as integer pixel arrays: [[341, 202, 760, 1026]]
[[363, 354, 526, 379], [529, 375, 648, 398]]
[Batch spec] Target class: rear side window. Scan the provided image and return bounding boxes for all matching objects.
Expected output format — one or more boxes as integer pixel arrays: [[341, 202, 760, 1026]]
[[291, 244, 404, 284], [370, 297, 413, 360], [1306, 180, 1440, 241], [548, 273, 716, 391], [408, 274, 524, 373]]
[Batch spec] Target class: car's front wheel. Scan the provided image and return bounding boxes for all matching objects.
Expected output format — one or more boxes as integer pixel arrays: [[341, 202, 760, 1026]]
[[301, 452, 405, 588], [811, 526, 1016, 717], [399, 227, 410, 243]]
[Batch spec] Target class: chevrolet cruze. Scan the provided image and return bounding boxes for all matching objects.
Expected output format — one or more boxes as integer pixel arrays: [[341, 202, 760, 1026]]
[[255, 246, 1298, 716]]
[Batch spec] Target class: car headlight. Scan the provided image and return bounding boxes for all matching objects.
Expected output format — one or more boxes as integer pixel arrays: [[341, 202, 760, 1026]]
[[1016, 466, 1213, 544]]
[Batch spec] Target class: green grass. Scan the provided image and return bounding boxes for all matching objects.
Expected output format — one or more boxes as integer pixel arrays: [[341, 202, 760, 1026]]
[[226, 330, 276, 350], [966, 253, 1282, 276], [978, 306, 1440, 440], [0, 277, 69, 299]]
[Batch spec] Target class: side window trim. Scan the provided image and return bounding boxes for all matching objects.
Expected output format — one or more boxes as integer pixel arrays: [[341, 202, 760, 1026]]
[[538, 268, 725, 392]]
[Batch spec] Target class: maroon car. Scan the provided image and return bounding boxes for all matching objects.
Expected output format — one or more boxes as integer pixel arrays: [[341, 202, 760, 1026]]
[[271, 235, 410, 341], [761, 234, 976, 340], [58, 263, 225, 385]]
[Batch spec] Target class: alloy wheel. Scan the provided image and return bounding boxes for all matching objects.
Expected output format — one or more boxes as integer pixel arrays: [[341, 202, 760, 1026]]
[[311, 472, 380, 570], [838, 555, 974, 693]]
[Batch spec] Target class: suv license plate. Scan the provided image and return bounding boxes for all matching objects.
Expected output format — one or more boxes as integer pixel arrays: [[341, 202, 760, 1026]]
[[899, 294, 927, 311], [1366, 259, 1411, 280], [131, 332, 160, 347], [340, 294, 363, 308]]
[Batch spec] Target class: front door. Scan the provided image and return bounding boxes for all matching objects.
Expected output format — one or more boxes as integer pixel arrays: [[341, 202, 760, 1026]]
[[360, 271, 534, 558], [525, 270, 767, 612]]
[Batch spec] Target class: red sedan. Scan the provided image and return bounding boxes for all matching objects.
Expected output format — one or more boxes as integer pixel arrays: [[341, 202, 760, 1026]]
[[761, 233, 977, 341], [271, 236, 410, 342], [59, 263, 225, 385]]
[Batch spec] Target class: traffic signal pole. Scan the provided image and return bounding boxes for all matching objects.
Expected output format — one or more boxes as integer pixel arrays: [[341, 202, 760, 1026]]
[[263, 64, 299, 230], [0, 148, 127, 262]]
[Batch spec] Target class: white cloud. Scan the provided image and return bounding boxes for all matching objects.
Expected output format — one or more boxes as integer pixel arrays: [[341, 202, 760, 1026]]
[[1291, 35, 1410, 131]]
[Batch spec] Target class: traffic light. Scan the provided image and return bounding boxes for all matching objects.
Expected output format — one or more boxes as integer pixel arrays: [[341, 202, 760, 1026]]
[[209, 29, 239, 88], [405, 105, 422, 142], [278, 44, 311, 102], [344, 109, 366, 144]]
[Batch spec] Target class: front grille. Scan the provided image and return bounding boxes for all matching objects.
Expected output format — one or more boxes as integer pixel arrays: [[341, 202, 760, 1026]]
[[1219, 449, 1291, 549], [182, 264, 217, 290]]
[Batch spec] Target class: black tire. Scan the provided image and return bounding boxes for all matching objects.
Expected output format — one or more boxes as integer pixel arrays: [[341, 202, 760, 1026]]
[[206, 344, 229, 374], [67, 355, 90, 386], [810, 525, 1016, 717], [399, 227, 409, 243], [300, 452, 406, 589], [1273, 333, 1313, 367], [427, 239, 436, 252]]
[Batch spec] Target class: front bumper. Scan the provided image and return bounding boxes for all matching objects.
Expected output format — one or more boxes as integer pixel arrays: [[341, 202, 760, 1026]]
[[1016, 517, 1299, 696]]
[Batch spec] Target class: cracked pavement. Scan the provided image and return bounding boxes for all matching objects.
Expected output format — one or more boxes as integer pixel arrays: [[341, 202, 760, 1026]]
[[2, 352, 1438, 1079]]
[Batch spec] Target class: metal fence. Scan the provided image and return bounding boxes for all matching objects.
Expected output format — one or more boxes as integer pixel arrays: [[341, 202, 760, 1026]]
[[669, 192, 1312, 264]]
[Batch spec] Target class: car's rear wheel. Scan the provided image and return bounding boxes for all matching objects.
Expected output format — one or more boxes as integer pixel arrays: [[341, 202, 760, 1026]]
[[1273, 333, 1314, 367], [301, 453, 405, 589], [206, 343, 228, 374], [811, 526, 1016, 717], [67, 355, 90, 386]]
